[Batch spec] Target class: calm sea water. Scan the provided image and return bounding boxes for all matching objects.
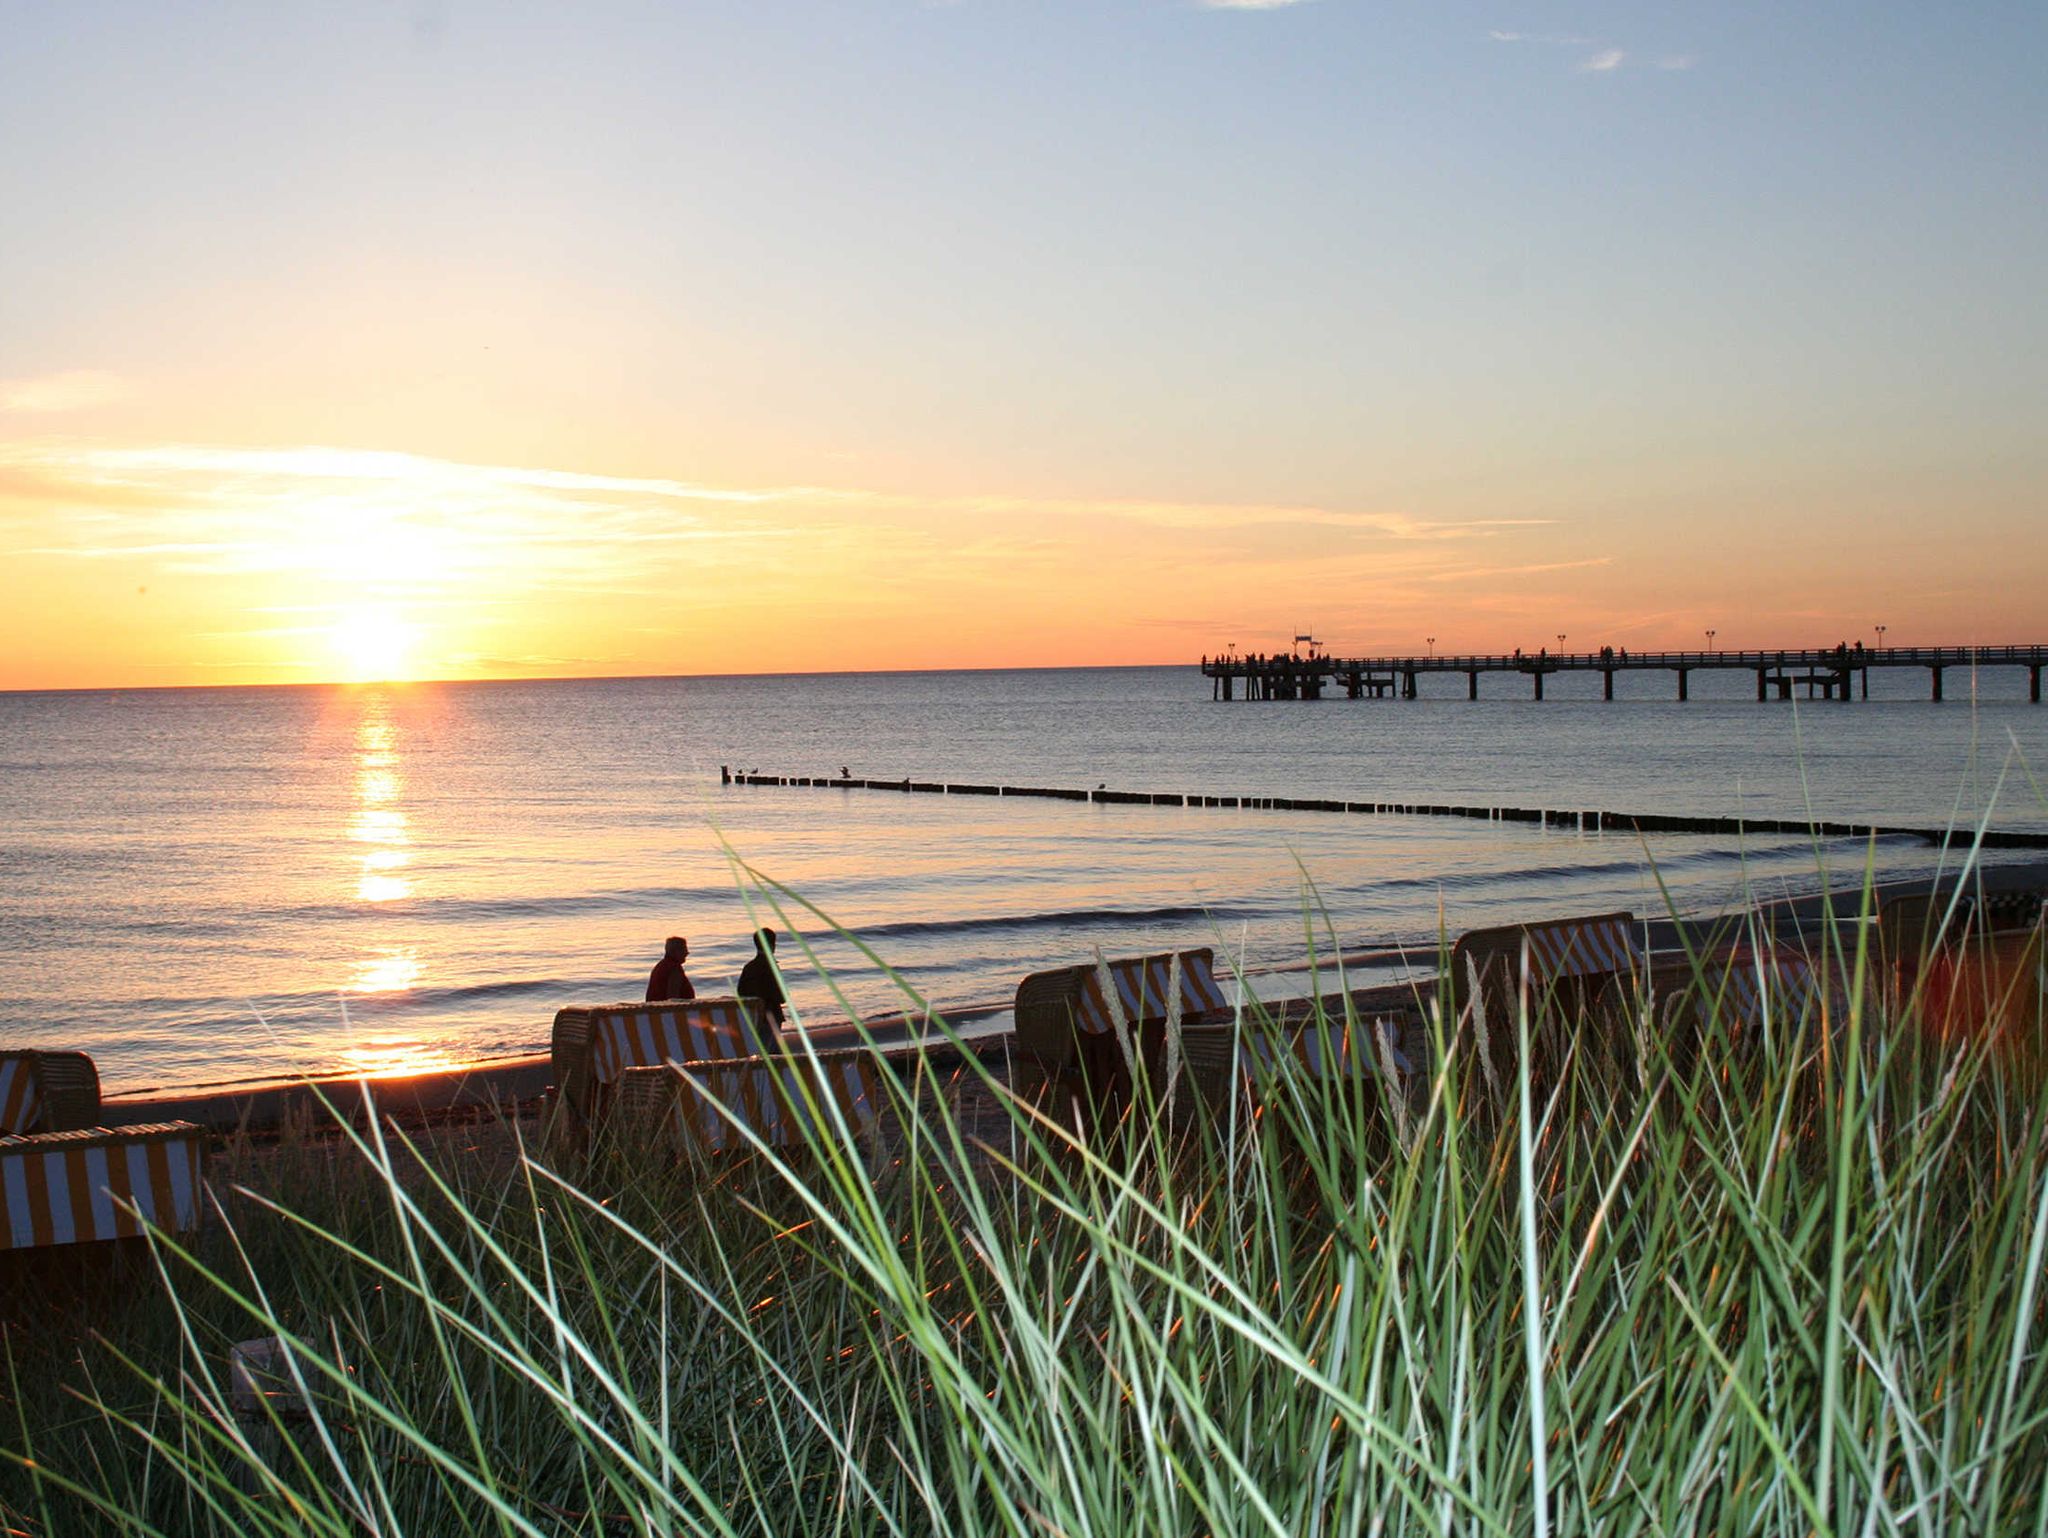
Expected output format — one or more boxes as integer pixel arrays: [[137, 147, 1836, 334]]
[[2, 665, 2044, 1094]]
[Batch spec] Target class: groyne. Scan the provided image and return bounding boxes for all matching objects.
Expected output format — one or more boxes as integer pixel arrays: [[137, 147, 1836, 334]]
[[721, 768, 2048, 850]]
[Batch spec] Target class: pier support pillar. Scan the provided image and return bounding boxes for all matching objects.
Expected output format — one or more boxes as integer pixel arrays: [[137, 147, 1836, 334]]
[[1533, 671, 1544, 701], [1837, 668, 1854, 702], [1602, 669, 1615, 701], [2032, 664, 2041, 704], [1931, 666, 1944, 702], [1468, 670, 1479, 700], [1677, 669, 1689, 702], [1861, 666, 1868, 700], [1757, 668, 1768, 702], [1402, 669, 1417, 700]]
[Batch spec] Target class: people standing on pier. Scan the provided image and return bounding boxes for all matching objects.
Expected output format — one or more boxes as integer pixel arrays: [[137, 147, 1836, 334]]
[[738, 927, 787, 1045], [646, 936, 696, 1001]]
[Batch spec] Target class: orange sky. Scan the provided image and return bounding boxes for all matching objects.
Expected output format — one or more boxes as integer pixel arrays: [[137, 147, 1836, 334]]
[[2, 427, 2041, 690], [5, 5, 2045, 690]]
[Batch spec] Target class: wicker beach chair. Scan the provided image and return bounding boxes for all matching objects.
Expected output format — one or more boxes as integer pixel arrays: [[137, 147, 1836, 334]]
[[1881, 887, 2045, 1044], [1015, 948, 1233, 1088], [612, 1048, 881, 1161], [1449, 912, 1643, 1082], [0, 1050, 103, 1135], [0, 1121, 206, 1251], [549, 996, 762, 1135], [1645, 938, 1843, 1080], [1178, 1006, 1421, 1124]]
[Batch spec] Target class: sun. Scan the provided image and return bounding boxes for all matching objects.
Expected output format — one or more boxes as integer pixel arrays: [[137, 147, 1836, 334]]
[[331, 609, 418, 682]]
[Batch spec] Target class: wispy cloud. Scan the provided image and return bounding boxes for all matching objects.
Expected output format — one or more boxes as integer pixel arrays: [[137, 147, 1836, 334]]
[[1487, 29, 1593, 46], [1491, 28, 1690, 74], [0, 370, 129, 413], [1424, 556, 1613, 583]]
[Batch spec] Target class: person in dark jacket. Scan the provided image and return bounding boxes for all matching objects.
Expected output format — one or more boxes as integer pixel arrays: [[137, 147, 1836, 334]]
[[737, 927, 786, 1045], [646, 936, 696, 1002]]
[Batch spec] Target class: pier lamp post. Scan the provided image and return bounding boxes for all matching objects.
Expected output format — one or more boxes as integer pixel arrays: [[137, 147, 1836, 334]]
[[1706, 628, 1716, 652], [1426, 636, 1435, 659], [1875, 624, 1886, 651], [1556, 633, 1566, 655]]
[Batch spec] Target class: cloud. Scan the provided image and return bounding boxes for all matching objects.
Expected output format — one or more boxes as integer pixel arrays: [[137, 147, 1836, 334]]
[[1580, 48, 1625, 72], [1424, 556, 1613, 583], [0, 370, 129, 413], [1487, 29, 1594, 46]]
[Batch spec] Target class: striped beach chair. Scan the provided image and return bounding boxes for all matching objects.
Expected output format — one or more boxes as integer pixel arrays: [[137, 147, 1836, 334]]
[[1450, 912, 1642, 1080], [613, 1049, 880, 1160], [1654, 941, 1839, 1052], [550, 997, 762, 1131], [0, 1051, 103, 1135], [1882, 887, 2046, 1043], [1014, 948, 1233, 1075], [0, 1122, 206, 1251], [1452, 913, 1642, 1021], [1181, 1011, 1416, 1105]]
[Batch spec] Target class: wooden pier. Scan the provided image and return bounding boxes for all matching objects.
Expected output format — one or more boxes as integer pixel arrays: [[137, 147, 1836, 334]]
[[1200, 645, 2047, 703]]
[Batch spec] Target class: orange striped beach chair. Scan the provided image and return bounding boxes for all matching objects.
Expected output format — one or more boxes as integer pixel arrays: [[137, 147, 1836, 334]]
[[0, 1050, 104, 1135], [550, 997, 762, 1132], [0, 1121, 206, 1251], [613, 1049, 881, 1160]]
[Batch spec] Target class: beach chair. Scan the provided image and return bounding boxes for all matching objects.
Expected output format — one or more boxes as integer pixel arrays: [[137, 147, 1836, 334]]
[[1449, 912, 1642, 1082], [0, 1050, 104, 1135], [1014, 947, 1234, 1102], [549, 996, 762, 1135], [612, 1048, 881, 1161], [0, 1121, 206, 1251], [1646, 937, 1843, 1078], [1178, 1007, 1420, 1124], [1881, 887, 2045, 1045]]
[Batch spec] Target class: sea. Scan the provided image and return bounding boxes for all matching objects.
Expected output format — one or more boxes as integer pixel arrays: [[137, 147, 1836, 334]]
[[3, 665, 2044, 1096]]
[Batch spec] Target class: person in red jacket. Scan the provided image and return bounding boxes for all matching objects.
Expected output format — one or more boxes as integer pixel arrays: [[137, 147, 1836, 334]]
[[646, 936, 696, 1001]]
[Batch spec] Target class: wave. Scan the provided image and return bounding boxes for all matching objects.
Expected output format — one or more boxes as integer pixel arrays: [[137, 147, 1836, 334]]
[[852, 902, 1260, 941]]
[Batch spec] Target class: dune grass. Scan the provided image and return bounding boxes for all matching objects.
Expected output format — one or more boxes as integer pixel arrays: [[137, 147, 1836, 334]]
[[2, 861, 2046, 1536]]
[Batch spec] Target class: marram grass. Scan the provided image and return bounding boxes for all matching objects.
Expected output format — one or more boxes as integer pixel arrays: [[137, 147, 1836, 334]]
[[3, 868, 2047, 1536]]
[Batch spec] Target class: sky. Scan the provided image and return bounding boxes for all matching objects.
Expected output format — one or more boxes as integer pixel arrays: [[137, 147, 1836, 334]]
[[2, 1, 2044, 688]]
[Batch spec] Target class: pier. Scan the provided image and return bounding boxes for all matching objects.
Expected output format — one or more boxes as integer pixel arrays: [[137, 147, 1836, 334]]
[[1199, 645, 2048, 703]]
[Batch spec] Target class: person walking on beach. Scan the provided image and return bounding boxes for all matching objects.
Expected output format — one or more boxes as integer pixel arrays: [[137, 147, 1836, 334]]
[[646, 936, 696, 1002], [738, 927, 786, 1046]]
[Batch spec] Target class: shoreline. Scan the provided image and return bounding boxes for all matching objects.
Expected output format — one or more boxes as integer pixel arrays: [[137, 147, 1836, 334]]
[[88, 862, 2048, 1134]]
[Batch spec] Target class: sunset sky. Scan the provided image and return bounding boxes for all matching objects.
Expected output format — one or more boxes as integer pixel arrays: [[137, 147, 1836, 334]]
[[3, 1, 2044, 689]]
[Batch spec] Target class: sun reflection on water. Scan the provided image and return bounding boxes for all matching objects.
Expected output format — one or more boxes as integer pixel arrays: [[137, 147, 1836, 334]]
[[351, 704, 414, 905], [350, 947, 424, 994], [335, 1037, 465, 1081]]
